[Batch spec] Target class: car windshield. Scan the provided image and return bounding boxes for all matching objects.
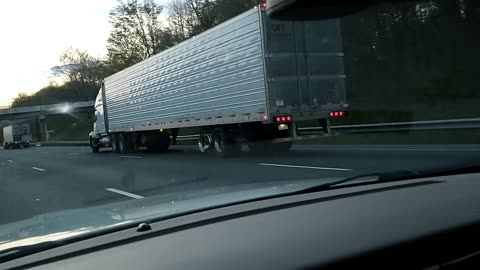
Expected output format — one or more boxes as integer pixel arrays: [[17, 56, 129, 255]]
[[1, 0, 479, 258]]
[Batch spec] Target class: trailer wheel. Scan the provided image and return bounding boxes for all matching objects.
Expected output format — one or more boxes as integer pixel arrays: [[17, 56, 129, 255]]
[[212, 128, 235, 157], [111, 133, 119, 153], [198, 134, 212, 153]]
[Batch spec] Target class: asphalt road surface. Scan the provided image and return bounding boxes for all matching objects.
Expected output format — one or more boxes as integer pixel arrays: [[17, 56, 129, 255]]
[[1, 144, 480, 225]]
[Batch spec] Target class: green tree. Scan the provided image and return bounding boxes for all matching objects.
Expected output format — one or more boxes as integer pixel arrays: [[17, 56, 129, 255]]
[[11, 93, 32, 108], [167, 0, 260, 40], [106, 0, 175, 72], [51, 48, 106, 89]]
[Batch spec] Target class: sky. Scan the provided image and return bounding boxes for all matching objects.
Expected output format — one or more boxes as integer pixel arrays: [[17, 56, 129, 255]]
[[0, 0, 168, 107]]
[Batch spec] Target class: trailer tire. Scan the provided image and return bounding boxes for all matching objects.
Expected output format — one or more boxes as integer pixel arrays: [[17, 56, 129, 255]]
[[212, 127, 235, 157], [198, 134, 212, 153], [111, 133, 119, 153]]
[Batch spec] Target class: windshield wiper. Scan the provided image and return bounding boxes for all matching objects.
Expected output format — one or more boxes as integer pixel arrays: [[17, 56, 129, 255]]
[[292, 163, 480, 195]]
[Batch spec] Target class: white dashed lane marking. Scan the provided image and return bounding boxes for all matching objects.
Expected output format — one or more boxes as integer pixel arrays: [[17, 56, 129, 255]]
[[259, 163, 352, 171], [120, 156, 143, 159], [106, 188, 144, 199], [32, 167, 46, 172]]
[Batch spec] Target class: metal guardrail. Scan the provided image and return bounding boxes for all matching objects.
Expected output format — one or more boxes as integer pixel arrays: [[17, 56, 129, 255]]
[[301, 118, 480, 134], [176, 118, 480, 140]]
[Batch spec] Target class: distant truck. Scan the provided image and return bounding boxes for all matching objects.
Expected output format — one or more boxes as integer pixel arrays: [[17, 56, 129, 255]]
[[89, 5, 347, 156], [3, 124, 32, 149]]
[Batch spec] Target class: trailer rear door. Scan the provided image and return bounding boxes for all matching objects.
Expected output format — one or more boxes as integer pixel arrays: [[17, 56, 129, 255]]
[[262, 12, 346, 117]]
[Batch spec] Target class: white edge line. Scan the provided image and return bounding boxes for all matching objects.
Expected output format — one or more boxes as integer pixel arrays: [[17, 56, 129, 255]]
[[7, 160, 14, 163], [106, 188, 144, 199], [32, 167, 46, 172], [259, 163, 352, 171], [119, 156, 143, 159]]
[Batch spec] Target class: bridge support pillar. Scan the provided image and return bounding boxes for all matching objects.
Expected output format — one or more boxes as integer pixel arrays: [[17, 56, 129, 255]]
[[38, 115, 48, 142]]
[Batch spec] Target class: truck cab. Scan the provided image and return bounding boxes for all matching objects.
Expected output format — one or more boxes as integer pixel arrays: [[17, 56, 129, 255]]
[[89, 89, 109, 152], [3, 124, 32, 149]]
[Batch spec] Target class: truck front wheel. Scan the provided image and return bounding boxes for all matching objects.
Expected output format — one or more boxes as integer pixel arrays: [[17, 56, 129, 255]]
[[90, 137, 99, 153]]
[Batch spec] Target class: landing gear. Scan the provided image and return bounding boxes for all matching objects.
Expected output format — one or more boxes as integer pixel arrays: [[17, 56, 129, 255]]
[[118, 133, 128, 154], [111, 133, 119, 153]]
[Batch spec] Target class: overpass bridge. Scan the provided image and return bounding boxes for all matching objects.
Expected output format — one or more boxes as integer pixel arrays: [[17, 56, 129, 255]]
[[0, 101, 95, 142]]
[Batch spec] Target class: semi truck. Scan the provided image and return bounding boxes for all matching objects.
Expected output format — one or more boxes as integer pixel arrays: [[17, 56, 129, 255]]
[[89, 4, 347, 156], [3, 124, 32, 149]]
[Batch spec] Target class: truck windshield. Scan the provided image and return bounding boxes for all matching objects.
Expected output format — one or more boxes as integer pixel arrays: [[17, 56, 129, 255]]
[[0, 0, 479, 258]]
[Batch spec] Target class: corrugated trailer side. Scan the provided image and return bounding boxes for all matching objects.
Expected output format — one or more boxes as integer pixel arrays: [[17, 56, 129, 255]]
[[104, 8, 268, 133]]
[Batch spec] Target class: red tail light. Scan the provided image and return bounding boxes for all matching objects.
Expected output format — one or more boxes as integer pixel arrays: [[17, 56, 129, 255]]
[[329, 111, 346, 118], [275, 115, 293, 123]]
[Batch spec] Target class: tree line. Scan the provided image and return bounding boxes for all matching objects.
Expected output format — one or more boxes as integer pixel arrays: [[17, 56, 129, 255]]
[[12, 0, 480, 121]]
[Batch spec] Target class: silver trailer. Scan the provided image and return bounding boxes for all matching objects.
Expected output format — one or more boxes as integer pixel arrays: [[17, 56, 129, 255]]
[[3, 124, 32, 149], [90, 5, 347, 156]]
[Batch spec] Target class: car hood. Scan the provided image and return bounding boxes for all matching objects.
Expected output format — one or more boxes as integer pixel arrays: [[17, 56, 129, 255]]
[[0, 179, 332, 252]]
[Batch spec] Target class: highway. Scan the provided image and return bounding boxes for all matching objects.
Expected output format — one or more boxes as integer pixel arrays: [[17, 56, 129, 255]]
[[1, 144, 480, 225]]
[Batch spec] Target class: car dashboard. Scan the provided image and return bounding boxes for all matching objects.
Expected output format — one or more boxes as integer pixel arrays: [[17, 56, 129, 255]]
[[3, 173, 480, 270]]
